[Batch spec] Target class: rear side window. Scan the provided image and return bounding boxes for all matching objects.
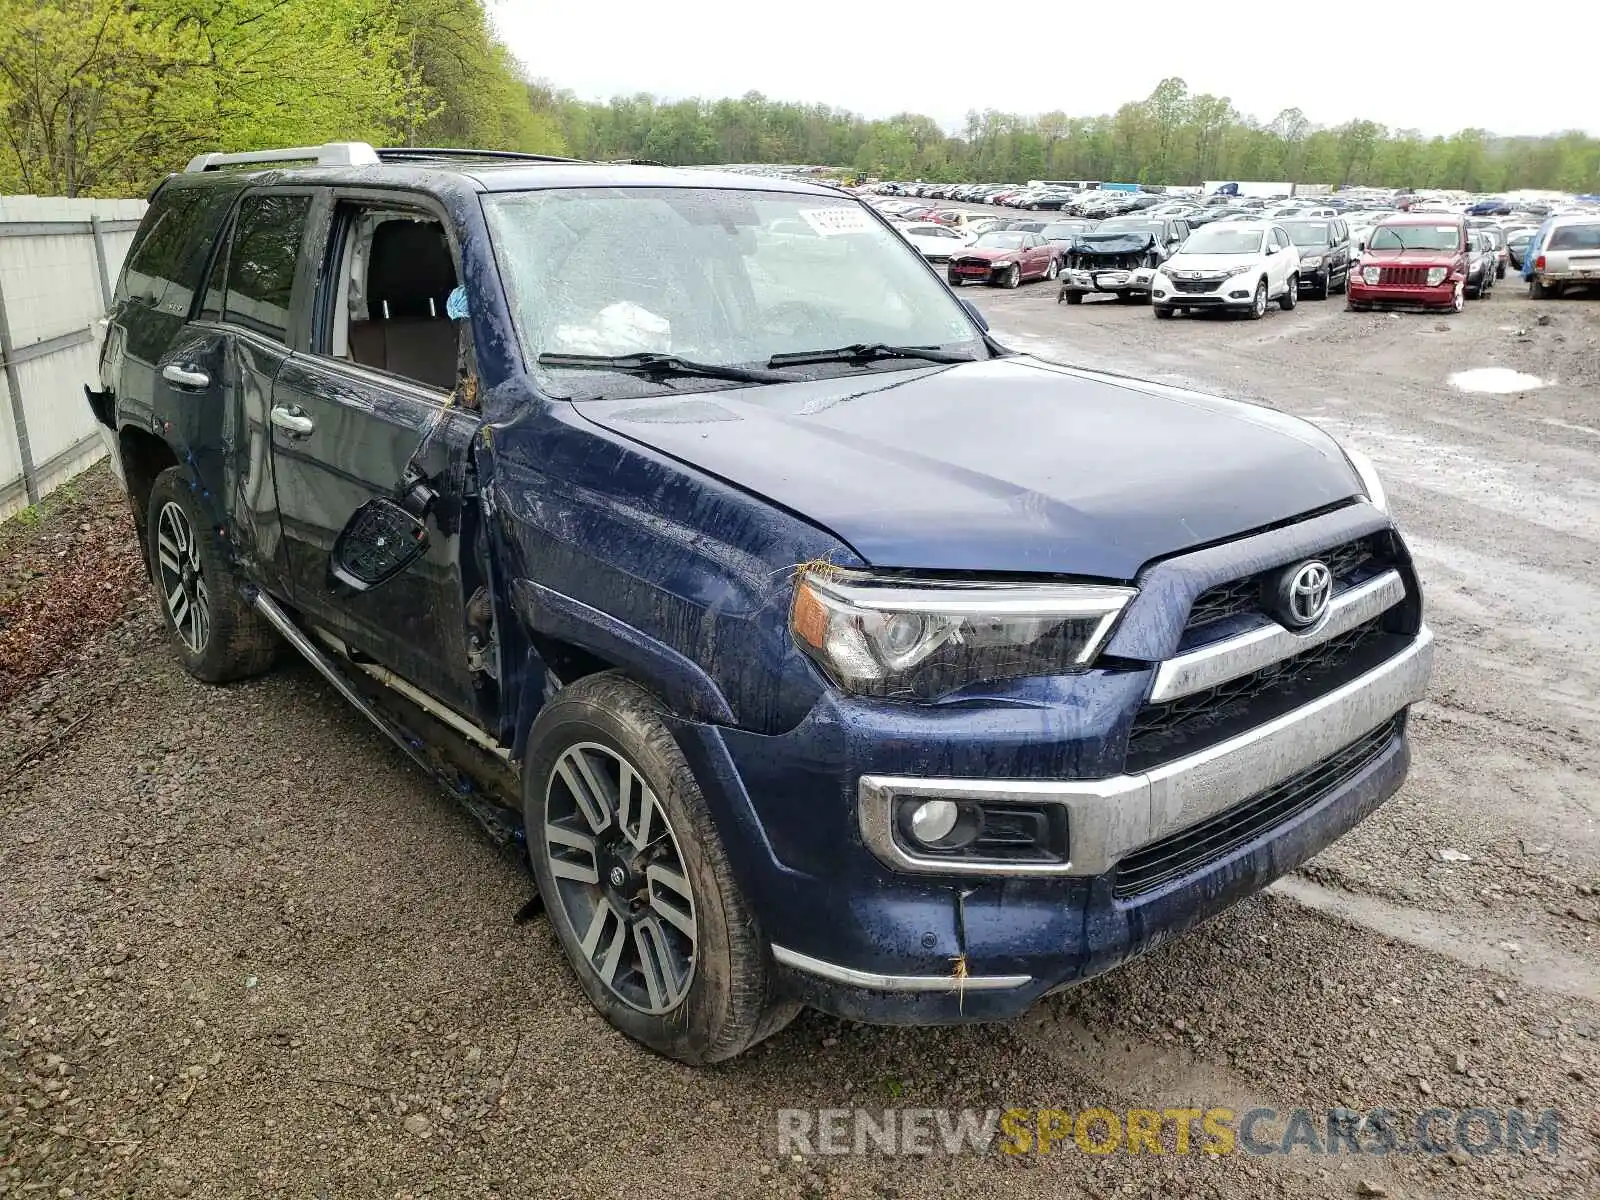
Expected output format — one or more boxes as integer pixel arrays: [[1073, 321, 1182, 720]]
[[118, 186, 234, 316], [217, 194, 312, 342]]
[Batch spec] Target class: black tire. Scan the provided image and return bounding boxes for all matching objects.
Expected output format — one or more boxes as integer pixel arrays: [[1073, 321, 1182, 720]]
[[1154, 305, 1175, 319], [1002, 264, 1021, 289], [1279, 275, 1298, 311], [146, 467, 279, 684], [1248, 278, 1268, 319], [1063, 291, 1083, 305], [524, 673, 797, 1065], [1046, 258, 1060, 281], [1317, 270, 1331, 299], [1529, 278, 1550, 299]]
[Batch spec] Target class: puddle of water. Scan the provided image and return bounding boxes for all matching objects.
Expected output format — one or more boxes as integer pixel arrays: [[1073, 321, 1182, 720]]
[[1448, 367, 1545, 394]]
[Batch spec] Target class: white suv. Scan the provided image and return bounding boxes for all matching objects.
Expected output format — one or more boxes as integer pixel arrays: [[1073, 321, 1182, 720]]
[[1151, 222, 1302, 319]]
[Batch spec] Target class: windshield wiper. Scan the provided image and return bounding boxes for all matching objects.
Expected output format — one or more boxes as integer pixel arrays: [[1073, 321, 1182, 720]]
[[767, 343, 976, 369], [537, 352, 788, 385]]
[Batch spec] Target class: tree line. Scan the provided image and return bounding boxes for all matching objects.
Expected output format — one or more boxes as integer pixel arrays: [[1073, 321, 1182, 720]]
[[537, 80, 1599, 195], [3, 1, 1596, 198]]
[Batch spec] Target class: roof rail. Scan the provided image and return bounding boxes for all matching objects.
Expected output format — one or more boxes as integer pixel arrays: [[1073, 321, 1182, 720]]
[[185, 142, 381, 173], [374, 147, 584, 165]]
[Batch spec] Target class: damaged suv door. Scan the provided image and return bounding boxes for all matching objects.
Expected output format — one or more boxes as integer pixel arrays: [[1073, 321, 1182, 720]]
[[265, 190, 485, 719]]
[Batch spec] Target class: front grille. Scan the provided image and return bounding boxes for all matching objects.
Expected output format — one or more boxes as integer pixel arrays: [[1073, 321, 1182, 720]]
[[1171, 279, 1220, 293], [1184, 536, 1382, 638], [1126, 617, 1406, 773], [1379, 266, 1431, 286], [952, 259, 991, 273], [1112, 716, 1402, 899]]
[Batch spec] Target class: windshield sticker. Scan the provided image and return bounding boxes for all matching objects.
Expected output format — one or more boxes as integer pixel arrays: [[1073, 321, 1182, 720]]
[[799, 207, 876, 237], [1435, 226, 1457, 234]]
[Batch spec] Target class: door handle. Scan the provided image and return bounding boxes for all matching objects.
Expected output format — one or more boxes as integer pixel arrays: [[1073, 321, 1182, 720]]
[[162, 362, 210, 390], [270, 405, 315, 436]]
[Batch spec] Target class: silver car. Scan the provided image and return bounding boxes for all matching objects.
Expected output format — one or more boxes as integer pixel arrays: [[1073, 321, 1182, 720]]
[[1528, 215, 1600, 298]]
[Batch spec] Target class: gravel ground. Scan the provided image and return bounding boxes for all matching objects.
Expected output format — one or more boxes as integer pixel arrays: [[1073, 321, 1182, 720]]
[[3, 262, 1598, 1198]]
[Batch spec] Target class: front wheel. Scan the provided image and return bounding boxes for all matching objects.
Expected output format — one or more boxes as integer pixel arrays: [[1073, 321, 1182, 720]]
[[1450, 281, 1465, 312], [1248, 278, 1268, 319], [1279, 276, 1298, 311], [1062, 290, 1083, 305], [1154, 305, 1175, 319], [1046, 258, 1060, 281], [525, 673, 797, 1065], [146, 467, 279, 683], [1001, 264, 1021, 289]]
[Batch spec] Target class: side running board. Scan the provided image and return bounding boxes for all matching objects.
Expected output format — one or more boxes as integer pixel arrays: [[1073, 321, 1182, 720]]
[[250, 589, 432, 773]]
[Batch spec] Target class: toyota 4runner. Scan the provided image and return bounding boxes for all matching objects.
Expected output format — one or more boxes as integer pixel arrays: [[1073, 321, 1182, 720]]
[[87, 143, 1432, 1065]]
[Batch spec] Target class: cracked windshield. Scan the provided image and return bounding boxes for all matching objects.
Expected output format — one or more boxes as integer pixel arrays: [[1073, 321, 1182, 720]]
[[484, 188, 980, 391]]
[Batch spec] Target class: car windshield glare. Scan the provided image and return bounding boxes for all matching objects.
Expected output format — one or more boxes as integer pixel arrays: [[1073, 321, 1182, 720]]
[[974, 233, 1026, 248], [483, 188, 981, 390], [1181, 227, 1264, 254], [1283, 223, 1330, 247], [1368, 224, 1461, 252]]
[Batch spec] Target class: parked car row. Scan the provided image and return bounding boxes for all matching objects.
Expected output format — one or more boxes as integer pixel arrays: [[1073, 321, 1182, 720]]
[[869, 183, 1600, 306]]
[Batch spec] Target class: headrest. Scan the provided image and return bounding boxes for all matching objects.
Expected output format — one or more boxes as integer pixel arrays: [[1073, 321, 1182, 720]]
[[368, 221, 456, 318]]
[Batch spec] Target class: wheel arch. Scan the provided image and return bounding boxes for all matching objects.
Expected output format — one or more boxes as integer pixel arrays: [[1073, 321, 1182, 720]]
[[118, 425, 181, 577], [507, 578, 736, 762]]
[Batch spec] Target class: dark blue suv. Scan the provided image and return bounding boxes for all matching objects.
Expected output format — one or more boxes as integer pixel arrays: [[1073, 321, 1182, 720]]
[[88, 143, 1432, 1064]]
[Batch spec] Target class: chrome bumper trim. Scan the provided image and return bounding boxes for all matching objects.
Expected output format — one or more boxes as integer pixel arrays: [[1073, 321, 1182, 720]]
[[1149, 569, 1406, 703], [771, 944, 1031, 992], [858, 626, 1432, 878]]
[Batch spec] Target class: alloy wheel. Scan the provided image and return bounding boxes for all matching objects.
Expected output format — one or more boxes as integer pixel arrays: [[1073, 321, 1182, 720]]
[[1452, 281, 1465, 312], [156, 501, 210, 654], [543, 742, 697, 1015]]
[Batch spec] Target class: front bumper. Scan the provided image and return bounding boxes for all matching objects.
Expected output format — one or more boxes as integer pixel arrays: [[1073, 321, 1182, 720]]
[[1150, 274, 1259, 308], [1061, 267, 1155, 294], [1347, 276, 1460, 308], [672, 504, 1428, 1023]]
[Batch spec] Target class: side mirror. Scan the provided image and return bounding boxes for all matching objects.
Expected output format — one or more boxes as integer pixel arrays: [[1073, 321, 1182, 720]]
[[960, 298, 989, 331], [331, 497, 430, 591], [1265, 244, 1278, 256]]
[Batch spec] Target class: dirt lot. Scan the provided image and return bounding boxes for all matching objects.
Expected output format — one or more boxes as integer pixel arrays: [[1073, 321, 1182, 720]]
[[3, 276, 1599, 1199]]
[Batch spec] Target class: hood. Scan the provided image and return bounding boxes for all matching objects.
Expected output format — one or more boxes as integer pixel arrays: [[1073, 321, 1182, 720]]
[[1363, 246, 1461, 264], [1073, 232, 1156, 256], [1161, 251, 1262, 275], [572, 357, 1363, 579], [954, 245, 1023, 261]]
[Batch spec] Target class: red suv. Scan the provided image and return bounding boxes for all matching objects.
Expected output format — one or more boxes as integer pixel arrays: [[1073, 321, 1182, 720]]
[[1347, 214, 1470, 312]]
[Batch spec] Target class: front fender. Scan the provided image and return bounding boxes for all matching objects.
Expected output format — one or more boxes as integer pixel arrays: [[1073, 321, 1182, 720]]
[[509, 578, 736, 727]]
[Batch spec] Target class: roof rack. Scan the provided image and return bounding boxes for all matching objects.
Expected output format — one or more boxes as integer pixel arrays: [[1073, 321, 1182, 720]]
[[375, 147, 583, 165], [185, 142, 381, 173]]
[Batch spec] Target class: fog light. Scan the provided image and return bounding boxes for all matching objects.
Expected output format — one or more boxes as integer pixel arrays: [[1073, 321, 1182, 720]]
[[1229, 290, 1248, 299], [908, 799, 960, 845]]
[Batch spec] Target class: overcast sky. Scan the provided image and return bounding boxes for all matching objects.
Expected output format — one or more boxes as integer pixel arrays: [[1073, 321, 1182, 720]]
[[494, 0, 1597, 139]]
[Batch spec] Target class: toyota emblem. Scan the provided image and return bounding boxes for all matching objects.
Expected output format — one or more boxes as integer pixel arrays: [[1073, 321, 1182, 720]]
[[1274, 560, 1333, 629]]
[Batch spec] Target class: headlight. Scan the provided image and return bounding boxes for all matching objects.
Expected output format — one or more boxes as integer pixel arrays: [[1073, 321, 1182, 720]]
[[1362, 266, 1381, 285], [1302, 255, 1323, 267], [1344, 447, 1387, 513], [1225, 262, 1259, 277], [790, 570, 1136, 700], [992, 260, 1013, 268], [1426, 267, 1448, 286]]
